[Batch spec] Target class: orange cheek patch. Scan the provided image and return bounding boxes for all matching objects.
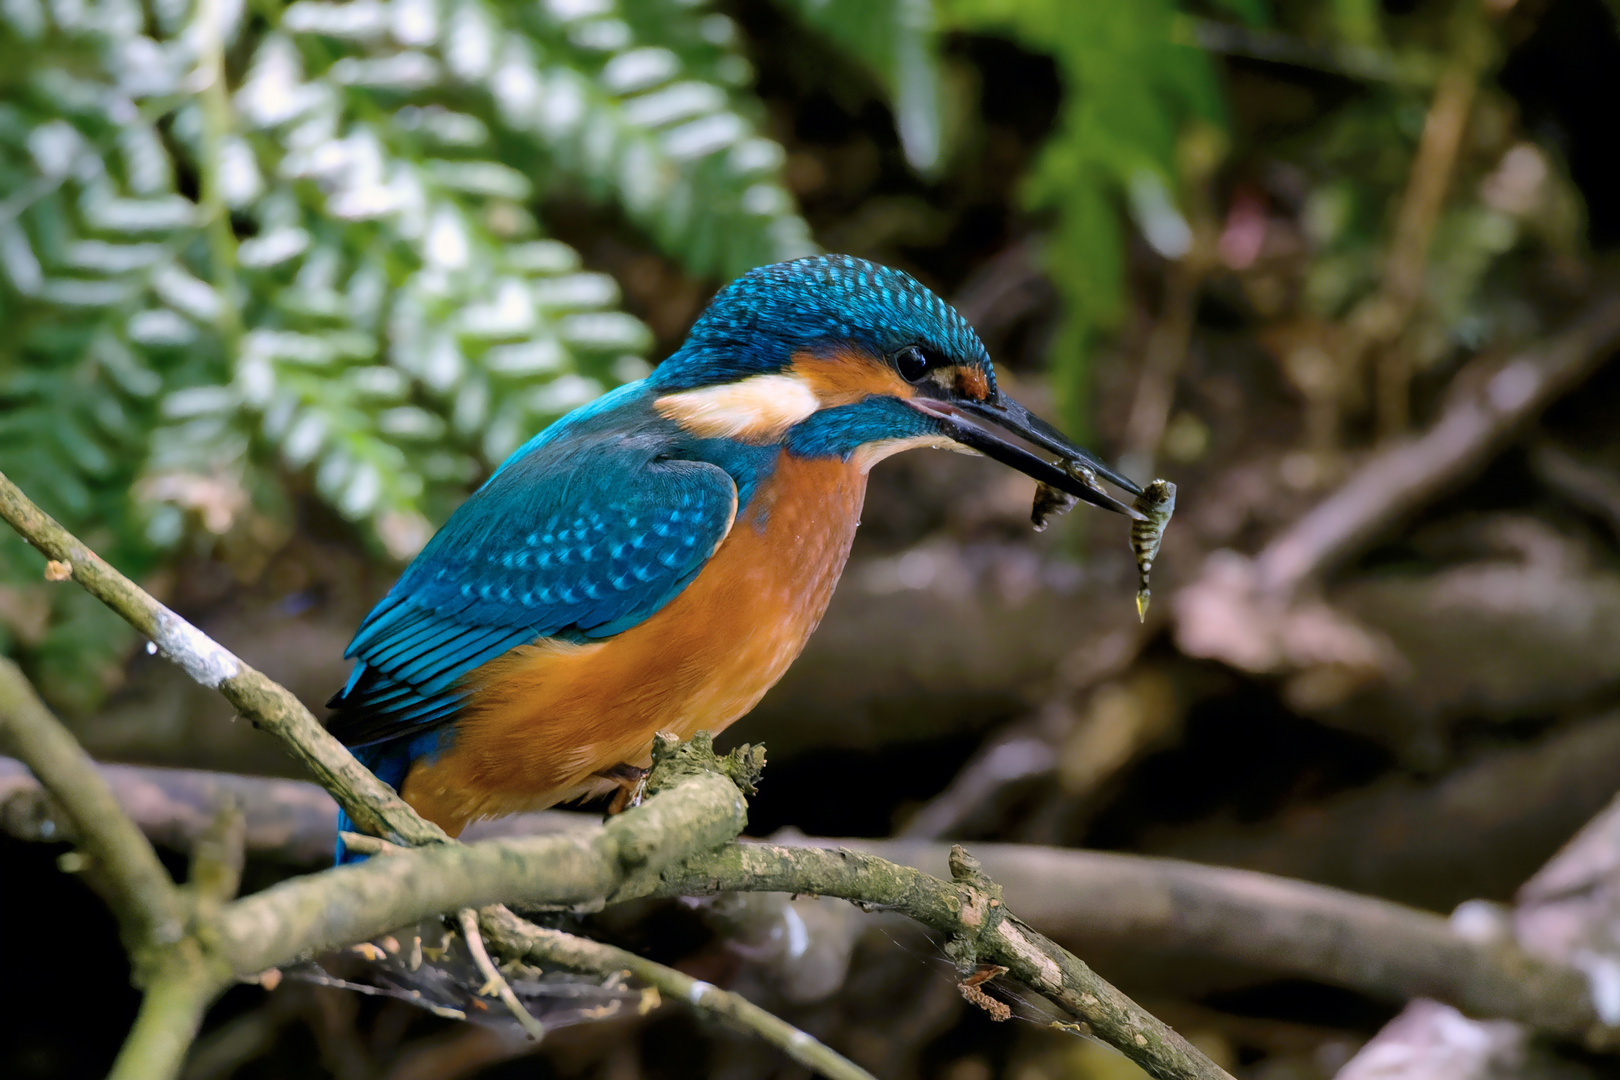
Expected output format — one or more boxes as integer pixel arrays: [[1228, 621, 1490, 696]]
[[790, 348, 912, 407], [955, 366, 990, 401]]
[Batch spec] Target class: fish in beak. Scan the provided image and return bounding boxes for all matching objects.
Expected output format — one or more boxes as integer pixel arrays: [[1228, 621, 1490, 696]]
[[908, 393, 1148, 521]]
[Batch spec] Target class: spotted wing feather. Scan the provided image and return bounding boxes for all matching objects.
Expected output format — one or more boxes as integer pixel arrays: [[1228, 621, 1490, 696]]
[[327, 436, 738, 748]]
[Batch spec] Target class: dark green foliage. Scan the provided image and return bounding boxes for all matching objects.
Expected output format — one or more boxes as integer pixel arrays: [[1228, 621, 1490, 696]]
[[942, 0, 1232, 432]]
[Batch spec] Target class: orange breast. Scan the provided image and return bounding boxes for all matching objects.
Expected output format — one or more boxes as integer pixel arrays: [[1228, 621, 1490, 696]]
[[400, 453, 868, 834]]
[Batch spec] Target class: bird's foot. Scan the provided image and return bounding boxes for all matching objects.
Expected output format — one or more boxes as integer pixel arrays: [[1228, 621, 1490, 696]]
[[596, 762, 649, 816]]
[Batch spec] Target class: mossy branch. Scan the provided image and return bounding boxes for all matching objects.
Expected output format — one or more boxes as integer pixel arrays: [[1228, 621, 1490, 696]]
[[217, 765, 750, 974], [620, 841, 1237, 1080]]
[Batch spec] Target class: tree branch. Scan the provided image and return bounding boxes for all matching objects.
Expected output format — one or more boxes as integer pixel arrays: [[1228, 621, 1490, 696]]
[[216, 762, 750, 974], [0, 658, 185, 954], [831, 838, 1613, 1046], [481, 906, 880, 1080], [0, 755, 341, 865], [457, 908, 548, 1041], [6, 753, 1616, 1047], [108, 962, 225, 1080], [1336, 789, 1620, 1077], [0, 467, 448, 849], [620, 842, 1237, 1080], [0, 472, 1398, 1080]]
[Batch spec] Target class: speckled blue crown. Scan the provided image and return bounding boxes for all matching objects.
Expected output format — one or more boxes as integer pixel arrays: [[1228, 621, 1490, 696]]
[[652, 255, 995, 392]]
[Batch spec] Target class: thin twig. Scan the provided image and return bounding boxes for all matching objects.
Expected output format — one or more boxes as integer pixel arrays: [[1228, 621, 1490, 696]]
[[0, 659, 185, 951], [482, 905, 879, 1080], [0, 468, 450, 849], [338, 830, 401, 857], [1367, 5, 1490, 437], [1532, 444, 1620, 541], [457, 908, 547, 1041]]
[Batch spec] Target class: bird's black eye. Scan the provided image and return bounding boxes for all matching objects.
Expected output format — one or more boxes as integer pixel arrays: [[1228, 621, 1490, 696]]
[[895, 345, 934, 383]]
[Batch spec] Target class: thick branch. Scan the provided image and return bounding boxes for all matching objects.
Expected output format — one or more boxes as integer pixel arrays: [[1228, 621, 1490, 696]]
[[0, 477, 1227, 1080], [0, 468, 447, 849], [1146, 709, 1620, 910], [217, 768, 748, 974], [1335, 792, 1620, 1076], [482, 906, 879, 1080], [0, 660, 184, 953]]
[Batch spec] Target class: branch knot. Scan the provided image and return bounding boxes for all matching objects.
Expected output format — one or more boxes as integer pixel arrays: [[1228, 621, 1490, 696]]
[[944, 845, 1006, 972], [647, 730, 766, 796]]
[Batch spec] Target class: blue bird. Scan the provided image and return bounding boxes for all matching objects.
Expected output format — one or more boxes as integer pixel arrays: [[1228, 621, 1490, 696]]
[[327, 255, 1143, 850]]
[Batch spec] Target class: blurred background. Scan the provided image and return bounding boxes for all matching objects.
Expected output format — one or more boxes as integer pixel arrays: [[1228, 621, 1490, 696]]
[[4, 0, 1620, 1076]]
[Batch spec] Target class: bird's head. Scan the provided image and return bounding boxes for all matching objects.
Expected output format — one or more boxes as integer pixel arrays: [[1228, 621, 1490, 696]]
[[650, 255, 1143, 516]]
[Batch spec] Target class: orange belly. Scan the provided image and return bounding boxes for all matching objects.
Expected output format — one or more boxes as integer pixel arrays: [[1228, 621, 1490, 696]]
[[400, 453, 867, 835]]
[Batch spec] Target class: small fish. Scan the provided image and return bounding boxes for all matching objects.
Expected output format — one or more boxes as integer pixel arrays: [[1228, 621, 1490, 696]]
[[1129, 479, 1176, 622], [1030, 461, 1107, 532]]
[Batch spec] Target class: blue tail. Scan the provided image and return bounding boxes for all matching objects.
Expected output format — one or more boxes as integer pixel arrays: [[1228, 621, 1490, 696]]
[[335, 741, 417, 864]]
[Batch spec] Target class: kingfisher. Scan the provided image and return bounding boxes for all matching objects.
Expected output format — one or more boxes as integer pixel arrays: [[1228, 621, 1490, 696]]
[[327, 255, 1143, 853]]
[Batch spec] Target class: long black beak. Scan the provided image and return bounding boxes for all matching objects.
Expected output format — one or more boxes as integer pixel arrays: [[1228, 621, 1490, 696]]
[[909, 393, 1147, 519]]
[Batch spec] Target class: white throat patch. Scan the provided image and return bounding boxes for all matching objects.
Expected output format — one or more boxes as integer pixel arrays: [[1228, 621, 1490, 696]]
[[849, 433, 968, 473]]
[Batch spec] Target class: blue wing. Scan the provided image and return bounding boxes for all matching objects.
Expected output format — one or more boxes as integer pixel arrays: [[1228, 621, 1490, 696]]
[[327, 430, 739, 748]]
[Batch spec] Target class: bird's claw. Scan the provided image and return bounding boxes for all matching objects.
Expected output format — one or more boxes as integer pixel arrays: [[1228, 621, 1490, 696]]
[[597, 762, 650, 816]]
